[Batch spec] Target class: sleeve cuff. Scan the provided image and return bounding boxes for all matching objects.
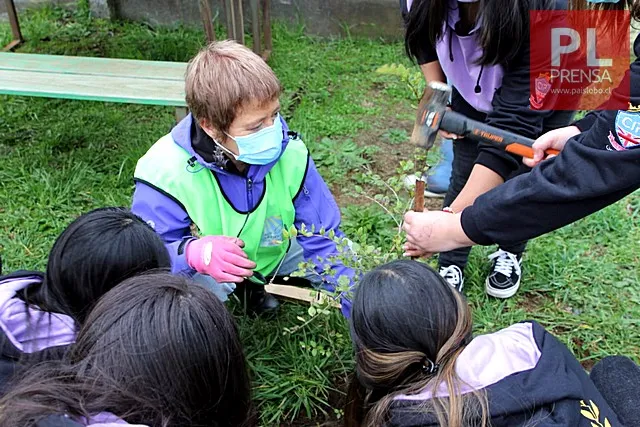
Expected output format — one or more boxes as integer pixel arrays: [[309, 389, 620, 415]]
[[460, 208, 494, 246], [573, 112, 599, 132], [416, 52, 438, 66], [475, 150, 520, 182]]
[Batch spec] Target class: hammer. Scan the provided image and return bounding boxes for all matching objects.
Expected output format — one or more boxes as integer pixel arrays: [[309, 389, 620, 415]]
[[416, 81, 560, 158]]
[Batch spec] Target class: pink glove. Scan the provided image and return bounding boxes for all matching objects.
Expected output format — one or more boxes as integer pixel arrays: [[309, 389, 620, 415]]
[[186, 236, 256, 283]]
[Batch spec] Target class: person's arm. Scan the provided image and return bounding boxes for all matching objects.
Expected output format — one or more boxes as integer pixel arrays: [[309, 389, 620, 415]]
[[448, 29, 555, 211], [460, 121, 640, 247], [402, 0, 448, 146], [449, 165, 504, 212], [131, 182, 195, 275], [404, 122, 640, 255], [293, 158, 356, 318], [460, 34, 640, 245]]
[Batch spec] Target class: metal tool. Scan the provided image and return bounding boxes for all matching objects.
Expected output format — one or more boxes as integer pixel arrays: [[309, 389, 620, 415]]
[[416, 81, 560, 158]]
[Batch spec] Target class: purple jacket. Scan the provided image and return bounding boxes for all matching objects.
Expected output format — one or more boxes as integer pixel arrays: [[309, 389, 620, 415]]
[[131, 115, 355, 315], [36, 413, 147, 426], [0, 273, 76, 354], [0, 272, 76, 395]]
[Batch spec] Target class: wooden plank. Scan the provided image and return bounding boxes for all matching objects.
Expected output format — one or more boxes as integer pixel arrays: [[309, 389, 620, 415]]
[[175, 107, 188, 122], [2, 39, 22, 53], [0, 69, 187, 106], [5, 0, 23, 43], [264, 283, 341, 308], [229, 0, 244, 44], [250, 0, 261, 55], [0, 53, 187, 81], [263, 0, 273, 53], [199, 0, 216, 44]]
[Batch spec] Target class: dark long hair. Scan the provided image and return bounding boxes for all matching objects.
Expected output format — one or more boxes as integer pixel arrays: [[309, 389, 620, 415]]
[[20, 207, 170, 324], [0, 272, 255, 427], [344, 260, 487, 427], [404, 0, 553, 66], [571, 0, 640, 20]]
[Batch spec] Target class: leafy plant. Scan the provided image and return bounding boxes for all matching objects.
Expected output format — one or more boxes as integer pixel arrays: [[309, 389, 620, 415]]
[[376, 63, 425, 102], [383, 128, 409, 145], [279, 159, 420, 336], [311, 137, 379, 184]]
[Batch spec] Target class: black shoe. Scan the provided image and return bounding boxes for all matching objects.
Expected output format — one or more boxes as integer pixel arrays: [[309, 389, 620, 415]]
[[439, 264, 464, 293], [485, 249, 522, 298], [235, 282, 280, 317]]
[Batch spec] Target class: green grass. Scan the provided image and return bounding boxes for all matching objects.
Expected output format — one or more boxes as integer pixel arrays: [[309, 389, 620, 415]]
[[1, 4, 639, 426]]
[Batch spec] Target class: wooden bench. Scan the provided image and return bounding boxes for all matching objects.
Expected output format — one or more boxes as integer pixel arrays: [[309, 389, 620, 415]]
[[0, 52, 189, 121]]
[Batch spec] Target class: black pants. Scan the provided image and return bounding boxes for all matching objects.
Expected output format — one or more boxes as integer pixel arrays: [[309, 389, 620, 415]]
[[590, 356, 640, 426], [438, 90, 574, 270], [439, 137, 528, 269]]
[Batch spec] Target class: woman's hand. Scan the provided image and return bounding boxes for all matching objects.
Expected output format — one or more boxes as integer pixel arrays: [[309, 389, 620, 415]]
[[523, 125, 580, 168], [402, 210, 474, 257]]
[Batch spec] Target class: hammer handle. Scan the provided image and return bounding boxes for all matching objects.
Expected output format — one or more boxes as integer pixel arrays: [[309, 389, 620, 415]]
[[439, 111, 560, 159]]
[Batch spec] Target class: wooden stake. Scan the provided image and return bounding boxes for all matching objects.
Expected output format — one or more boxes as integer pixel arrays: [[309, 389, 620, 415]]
[[411, 179, 425, 260], [199, 0, 216, 44], [265, 283, 341, 308], [414, 179, 425, 213]]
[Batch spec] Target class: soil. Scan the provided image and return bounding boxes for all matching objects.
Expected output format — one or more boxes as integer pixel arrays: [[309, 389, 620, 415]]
[[330, 89, 444, 212]]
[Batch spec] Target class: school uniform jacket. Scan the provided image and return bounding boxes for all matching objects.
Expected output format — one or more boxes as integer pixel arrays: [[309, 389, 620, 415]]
[[401, 0, 575, 181], [388, 321, 622, 427], [0, 272, 76, 394], [460, 33, 640, 247]]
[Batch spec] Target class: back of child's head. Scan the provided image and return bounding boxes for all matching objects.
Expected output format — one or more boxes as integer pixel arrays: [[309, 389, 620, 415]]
[[346, 260, 485, 427], [30, 207, 170, 324], [0, 272, 254, 427], [185, 40, 282, 133]]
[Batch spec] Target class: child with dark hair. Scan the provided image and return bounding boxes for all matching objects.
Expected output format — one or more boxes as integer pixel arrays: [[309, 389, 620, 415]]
[[0, 272, 254, 427], [400, 0, 577, 297], [345, 260, 633, 427], [0, 207, 171, 393]]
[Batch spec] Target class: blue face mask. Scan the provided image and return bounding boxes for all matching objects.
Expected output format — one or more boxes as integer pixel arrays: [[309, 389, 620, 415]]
[[218, 115, 284, 165]]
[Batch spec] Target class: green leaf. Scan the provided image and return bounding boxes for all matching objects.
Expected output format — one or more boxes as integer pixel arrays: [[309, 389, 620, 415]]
[[337, 275, 351, 288], [308, 306, 317, 316]]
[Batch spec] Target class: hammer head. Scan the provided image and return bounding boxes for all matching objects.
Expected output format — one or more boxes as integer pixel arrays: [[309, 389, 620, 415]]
[[410, 81, 452, 151]]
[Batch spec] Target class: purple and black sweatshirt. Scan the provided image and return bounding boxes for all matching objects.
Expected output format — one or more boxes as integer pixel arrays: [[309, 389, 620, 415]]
[[0, 271, 76, 394], [131, 115, 355, 315], [389, 321, 622, 426]]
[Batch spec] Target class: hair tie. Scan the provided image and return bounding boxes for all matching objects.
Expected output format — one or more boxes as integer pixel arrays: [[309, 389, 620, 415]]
[[422, 357, 440, 375]]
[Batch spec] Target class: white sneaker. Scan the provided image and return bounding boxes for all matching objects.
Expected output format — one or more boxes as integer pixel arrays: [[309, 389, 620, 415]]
[[439, 265, 464, 292], [485, 249, 523, 299]]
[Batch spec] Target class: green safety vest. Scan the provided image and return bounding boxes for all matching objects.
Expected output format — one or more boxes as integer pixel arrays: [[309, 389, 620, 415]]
[[134, 134, 309, 276]]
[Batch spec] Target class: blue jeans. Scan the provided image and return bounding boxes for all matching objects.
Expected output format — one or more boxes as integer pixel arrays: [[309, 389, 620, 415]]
[[193, 238, 315, 302]]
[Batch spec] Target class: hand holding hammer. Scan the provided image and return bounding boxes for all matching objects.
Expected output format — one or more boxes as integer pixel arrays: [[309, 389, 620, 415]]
[[415, 81, 560, 159]]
